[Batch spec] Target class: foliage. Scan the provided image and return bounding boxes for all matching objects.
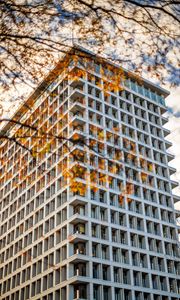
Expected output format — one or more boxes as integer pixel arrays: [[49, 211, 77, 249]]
[[0, 56, 155, 204], [0, 0, 179, 106], [0, 54, 159, 268]]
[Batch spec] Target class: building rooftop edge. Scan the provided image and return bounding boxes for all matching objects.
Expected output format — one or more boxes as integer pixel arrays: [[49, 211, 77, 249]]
[[73, 44, 170, 97], [1, 44, 169, 136]]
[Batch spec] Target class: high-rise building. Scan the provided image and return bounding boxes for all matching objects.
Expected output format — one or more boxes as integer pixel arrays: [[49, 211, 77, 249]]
[[0, 46, 180, 300]]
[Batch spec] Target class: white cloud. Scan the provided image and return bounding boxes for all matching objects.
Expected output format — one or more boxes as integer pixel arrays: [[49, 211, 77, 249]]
[[166, 87, 180, 114]]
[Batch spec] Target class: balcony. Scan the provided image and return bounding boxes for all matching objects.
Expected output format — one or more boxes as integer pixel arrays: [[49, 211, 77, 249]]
[[69, 213, 87, 228], [161, 116, 168, 125], [171, 179, 179, 189], [73, 205, 86, 217], [169, 166, 176, 175], [74, 267, 86, 277], [70, 75, 85, 89], [165, 140, 172, 149], [69, 89, 86, 106], [68, 229, 87, 243], [73, 284, 87, 300], [69, 123, 86, 138], [69, 110, 86, 123], [74, 242, 86, 256], [74, 223, 86, 235], [173, 194, 180, 203]]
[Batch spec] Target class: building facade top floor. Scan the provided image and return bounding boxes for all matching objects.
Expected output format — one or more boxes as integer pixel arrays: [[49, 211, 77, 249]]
[[0, 45, 169, 138]]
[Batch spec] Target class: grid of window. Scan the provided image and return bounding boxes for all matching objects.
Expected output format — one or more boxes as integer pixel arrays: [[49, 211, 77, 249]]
[[0, 55, 179, 300]]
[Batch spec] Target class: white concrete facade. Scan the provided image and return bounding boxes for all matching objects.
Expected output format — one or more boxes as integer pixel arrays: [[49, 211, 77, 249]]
[[0, 49, 180, 300]]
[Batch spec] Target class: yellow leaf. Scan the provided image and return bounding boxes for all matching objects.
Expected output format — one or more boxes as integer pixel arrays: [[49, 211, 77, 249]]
[[98, 131, 104, 140]]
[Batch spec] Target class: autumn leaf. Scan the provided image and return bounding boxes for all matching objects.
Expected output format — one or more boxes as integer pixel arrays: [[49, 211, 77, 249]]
[[98, 131, 105, 140], [113, 126, 119, 132], [73, 133, 80, 141], [90, 170, 97, 183], [40, 142, 51, 154], [141, 172, 148, 182], [148, 163, 154, 172], [119, 194, 124, 204], [127, 197, 132, 203]]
